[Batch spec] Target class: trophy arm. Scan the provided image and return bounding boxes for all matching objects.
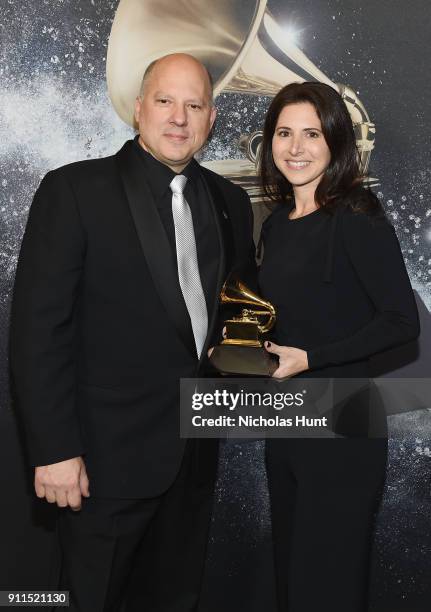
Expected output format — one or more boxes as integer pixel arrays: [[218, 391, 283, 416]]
[[248, 307, 276, 334], [258, 313, 276, 334]]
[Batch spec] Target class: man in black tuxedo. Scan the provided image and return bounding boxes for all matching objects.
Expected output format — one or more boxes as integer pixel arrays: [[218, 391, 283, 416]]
[[11, 53, 255, 611]]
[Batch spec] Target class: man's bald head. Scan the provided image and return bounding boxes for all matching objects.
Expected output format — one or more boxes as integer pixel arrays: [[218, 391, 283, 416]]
[[139, 53, 214, 105]]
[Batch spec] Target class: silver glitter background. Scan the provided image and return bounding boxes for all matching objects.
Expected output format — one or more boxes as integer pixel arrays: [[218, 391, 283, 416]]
[[1, 1, 430, 608]]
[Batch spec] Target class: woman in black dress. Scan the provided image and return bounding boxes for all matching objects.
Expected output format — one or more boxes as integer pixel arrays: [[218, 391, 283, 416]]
[[258, 82, 419, 611]]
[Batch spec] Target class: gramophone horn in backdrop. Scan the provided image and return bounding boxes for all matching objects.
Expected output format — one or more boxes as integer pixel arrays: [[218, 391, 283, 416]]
[[107, 0, 375, 186]]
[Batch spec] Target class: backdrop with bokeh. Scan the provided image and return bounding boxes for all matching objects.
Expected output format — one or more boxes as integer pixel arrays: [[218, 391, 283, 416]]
[[1, 1, 430, 610]]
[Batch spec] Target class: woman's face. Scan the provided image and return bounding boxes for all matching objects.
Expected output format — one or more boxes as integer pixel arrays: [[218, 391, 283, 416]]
[[272, 102, 331, 192]]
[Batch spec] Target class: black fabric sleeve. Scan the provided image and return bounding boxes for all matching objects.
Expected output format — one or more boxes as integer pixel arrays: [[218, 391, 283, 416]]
[[10, 170, 86, 466], [307, 210, 420, 370]]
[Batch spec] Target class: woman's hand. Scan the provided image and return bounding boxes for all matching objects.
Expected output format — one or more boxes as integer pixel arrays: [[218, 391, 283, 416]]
[[265, 341, 309, 379]]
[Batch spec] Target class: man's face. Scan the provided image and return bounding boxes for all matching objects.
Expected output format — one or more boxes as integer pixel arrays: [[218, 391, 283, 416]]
[[134, 56, 217, 172]]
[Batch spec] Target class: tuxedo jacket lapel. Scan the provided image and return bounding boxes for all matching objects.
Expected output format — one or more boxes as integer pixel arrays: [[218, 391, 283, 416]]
[[116, 142, 197, 358]]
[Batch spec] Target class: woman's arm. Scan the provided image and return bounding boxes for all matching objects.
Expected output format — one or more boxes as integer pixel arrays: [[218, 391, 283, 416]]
[[307, 210, 420, 370]]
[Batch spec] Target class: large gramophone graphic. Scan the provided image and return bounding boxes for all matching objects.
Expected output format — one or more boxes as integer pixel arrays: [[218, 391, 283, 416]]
[[107, 0, 376, 205]]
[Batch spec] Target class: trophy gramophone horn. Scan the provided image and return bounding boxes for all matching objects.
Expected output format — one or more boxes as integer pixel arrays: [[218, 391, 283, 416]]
[[107, 0, 374, 172], [221, 276, 275, 334]]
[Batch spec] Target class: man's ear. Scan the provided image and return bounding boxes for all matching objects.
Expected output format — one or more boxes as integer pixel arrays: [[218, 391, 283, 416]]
[[209, 105, 217, 131], [134, 97, 142, 125]]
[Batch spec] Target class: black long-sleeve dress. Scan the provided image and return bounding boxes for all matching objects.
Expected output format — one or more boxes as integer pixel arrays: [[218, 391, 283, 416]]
[[258, 199, 419, 612], [259, 202, 419, 376]]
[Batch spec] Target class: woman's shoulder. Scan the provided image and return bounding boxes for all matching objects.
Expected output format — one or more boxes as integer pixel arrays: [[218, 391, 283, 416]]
[[337, 187, 398, 254], [338, 185, 391, 229], [340, 183, 380, 209]]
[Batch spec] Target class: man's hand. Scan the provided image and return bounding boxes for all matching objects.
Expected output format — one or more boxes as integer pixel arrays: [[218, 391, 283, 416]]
[[34, 456, 90, 511], [265, 342, 309, 379]]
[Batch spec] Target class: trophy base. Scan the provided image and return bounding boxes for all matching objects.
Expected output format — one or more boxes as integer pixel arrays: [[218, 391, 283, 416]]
[[210, 345, 278, 377]]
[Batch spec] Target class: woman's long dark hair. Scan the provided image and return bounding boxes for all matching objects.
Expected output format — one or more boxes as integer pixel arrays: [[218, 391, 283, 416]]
[[260, 82, 381, 214]]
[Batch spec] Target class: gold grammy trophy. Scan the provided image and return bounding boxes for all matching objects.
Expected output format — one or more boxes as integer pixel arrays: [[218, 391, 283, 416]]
[[209, 276, 278, 376], [107, 0, 376, 209]]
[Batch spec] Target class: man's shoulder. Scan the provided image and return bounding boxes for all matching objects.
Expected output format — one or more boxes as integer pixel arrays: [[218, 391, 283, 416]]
[[46, 152, 118, 184], [43, 140, 136, 188]]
